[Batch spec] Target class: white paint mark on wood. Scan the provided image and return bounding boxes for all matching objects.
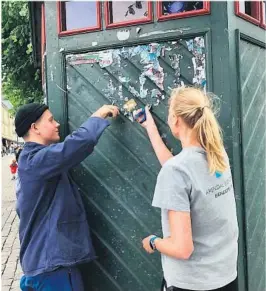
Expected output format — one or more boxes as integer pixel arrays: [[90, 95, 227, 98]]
[[139, 28, 190, 38], [117, 30, 130, 41]]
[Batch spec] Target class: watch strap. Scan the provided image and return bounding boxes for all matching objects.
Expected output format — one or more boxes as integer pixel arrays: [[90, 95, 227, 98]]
[[149, 235, 158, 250]]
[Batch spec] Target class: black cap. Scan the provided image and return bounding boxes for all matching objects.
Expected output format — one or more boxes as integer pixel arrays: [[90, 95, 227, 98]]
[[15, 103, 49, 137]]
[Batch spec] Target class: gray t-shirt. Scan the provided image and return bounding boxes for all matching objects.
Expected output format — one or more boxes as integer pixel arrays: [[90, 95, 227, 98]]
[[152, 147, 239, 290]]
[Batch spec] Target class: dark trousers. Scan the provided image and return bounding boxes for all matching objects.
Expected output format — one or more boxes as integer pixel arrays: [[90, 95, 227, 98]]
[[20, 267, 84, 291], [161, 278, 238, 291]]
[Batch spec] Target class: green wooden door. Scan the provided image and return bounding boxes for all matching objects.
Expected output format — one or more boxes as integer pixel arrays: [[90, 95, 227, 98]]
[[65, 37, 207, 290], [239, 38, 266, 291]]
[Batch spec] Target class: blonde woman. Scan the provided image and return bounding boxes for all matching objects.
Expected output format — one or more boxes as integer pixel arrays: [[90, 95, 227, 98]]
[[136, 87, 239, 291]]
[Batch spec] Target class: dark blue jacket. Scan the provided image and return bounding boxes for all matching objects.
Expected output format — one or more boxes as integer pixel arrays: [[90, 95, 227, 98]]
[[16, 117, 110, 276]]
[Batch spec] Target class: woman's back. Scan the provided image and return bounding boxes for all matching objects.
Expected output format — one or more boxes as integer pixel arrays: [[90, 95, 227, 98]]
[[153, 147, 239, 290]]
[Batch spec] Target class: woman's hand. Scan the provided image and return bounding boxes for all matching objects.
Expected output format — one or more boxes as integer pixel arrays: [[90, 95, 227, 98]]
[[134, 106, 157, 131], [142, 235, 155, 254], [91, 105, 119, 119]]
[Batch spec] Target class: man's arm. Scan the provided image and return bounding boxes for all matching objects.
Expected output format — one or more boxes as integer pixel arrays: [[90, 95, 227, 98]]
[[29, 105, 119, 179]]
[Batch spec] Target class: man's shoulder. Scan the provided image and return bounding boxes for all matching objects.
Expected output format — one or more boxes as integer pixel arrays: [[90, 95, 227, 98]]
[[20, 143, 49, 160], [18, 144, 45, 173]]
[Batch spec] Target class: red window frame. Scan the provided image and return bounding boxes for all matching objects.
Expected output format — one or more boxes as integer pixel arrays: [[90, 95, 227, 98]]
[[261, 1, 266, 29], [57, 1, 102, 36], [157, 1, 210, 22], [235, 1, 261, 25], [104, 1, 153, 29], [41, 3, 46, 85]]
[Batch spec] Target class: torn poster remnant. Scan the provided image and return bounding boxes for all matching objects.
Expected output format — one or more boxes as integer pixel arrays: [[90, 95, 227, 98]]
[[66, 51, 113, 68], [66, 36, 206, 120], [186, 36, 206, 89], [139, 43, 165, 94], [99, 51, 113, 68]]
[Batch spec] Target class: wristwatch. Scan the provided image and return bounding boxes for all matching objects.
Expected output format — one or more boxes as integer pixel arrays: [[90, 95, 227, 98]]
[[149, 235, 158, 251]]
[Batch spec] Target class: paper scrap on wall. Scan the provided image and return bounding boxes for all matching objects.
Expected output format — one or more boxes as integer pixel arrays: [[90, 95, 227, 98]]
[[66, 36, 206, 119], [186, 36, 206, 89]]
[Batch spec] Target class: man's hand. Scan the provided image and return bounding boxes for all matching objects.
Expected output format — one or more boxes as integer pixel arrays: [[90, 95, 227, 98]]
[[91, 105, 119, 119], [142, 235, 155, 254]]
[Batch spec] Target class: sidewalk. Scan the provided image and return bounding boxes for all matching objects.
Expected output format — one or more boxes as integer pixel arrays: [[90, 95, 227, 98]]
[[2, 155, 23, 291]]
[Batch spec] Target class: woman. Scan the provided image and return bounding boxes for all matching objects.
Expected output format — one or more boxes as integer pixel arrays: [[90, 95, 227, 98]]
[[136, 87, 239, 291]]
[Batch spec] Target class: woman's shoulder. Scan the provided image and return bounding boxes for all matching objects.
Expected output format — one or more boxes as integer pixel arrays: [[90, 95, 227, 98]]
[[163, 150, 190, 168], [160, 151, 190, 178]]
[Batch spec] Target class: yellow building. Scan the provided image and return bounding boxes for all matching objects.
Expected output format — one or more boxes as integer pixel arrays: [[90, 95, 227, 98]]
[[1, 100, 18, 146]]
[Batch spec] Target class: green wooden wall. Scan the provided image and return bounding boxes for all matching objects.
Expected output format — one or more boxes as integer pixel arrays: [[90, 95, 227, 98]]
[[66, 37, 206, 290], [41, 1, 266, 290], [227, 3, 266, 290], [238, 36, 266, 291]]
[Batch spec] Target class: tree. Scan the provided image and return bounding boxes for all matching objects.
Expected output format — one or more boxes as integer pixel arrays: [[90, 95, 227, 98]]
[[2, 1, 43, 114]]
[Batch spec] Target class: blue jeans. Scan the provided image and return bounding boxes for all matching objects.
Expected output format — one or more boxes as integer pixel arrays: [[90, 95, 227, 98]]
[[20, 267, 84, 291]]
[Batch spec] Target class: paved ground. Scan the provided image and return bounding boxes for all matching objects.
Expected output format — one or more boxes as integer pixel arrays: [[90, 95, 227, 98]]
[[2, 155, 23, 290]]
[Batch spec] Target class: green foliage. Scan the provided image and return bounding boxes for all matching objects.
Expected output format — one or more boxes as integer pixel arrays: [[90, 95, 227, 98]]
[[2, 1, 43, 114]]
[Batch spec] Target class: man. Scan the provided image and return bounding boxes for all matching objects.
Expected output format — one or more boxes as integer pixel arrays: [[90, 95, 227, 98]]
[[15, 103, 119, 290]]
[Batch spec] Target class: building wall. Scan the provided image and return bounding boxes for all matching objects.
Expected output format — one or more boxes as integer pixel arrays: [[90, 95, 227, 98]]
[[1, 105, 16, 142], [238, 36, 265, 291], [39, 1, 265, 290], [226, 3, 266, 290], [44, 2, 237, 290]]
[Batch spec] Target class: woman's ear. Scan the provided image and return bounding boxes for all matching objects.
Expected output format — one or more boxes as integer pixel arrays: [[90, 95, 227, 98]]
[[173, 116, 182, 138], [175, 116, 180, 127]]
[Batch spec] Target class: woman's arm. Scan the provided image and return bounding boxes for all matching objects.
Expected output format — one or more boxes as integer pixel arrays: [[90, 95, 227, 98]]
[[137, 107, 173, 166], [142, 210, 194, 260]]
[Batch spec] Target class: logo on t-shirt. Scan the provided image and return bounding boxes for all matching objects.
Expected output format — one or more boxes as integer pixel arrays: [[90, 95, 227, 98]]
[[206, 177, 233, 198], [215, 171, 222, 178]]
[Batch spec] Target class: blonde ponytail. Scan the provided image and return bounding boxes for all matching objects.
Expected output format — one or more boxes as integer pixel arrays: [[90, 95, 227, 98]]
[[170, 86, 227, 175]]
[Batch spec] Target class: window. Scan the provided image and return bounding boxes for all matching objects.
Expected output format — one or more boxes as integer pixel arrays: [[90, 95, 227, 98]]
[[240, 1, 259, 18], [235, 1, 260, 24], [235, 1, 266, 28], [56, 1, 213, 35], [157, 1, 210, 21], [58, 1, 101, 36], [105, 1, 152, 28]]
